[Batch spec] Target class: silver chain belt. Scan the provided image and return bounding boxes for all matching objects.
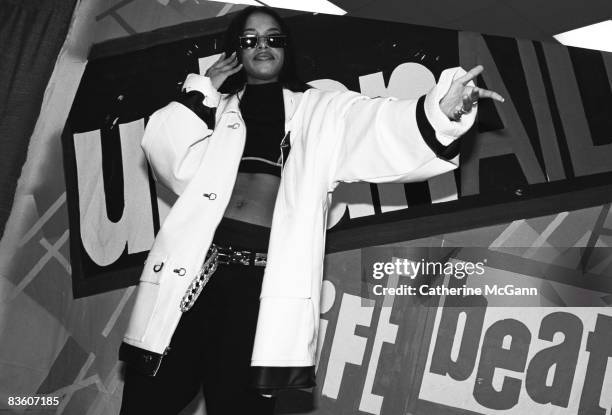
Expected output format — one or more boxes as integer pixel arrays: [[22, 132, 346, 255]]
[[180, 245, 219, 312], [180, 244, 267, 312]]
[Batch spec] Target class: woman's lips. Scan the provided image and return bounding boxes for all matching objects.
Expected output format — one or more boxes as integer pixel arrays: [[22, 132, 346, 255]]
[[254, 52, 273, 61]]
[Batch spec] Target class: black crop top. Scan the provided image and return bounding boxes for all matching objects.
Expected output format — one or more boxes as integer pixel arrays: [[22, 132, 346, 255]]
[[238, 82, 287, 177]]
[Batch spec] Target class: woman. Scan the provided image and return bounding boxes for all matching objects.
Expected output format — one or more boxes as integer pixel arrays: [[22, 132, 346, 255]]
[[119, 6, 503, 414]]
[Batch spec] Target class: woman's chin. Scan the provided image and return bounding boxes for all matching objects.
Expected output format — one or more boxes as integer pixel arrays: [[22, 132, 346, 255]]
[[247, 72, 280, 84]]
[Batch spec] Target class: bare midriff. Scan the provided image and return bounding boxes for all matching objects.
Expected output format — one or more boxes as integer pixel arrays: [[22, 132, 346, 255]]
[[223, 172, 280, 227]]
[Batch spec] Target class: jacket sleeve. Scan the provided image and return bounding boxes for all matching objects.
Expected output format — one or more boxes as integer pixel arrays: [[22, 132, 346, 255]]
[[141, 74, 221, 195], [330, 67, 475, 186]]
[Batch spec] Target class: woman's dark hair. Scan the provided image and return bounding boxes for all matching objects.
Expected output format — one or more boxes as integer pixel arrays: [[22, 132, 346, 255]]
[[219, 6, 310, 94]]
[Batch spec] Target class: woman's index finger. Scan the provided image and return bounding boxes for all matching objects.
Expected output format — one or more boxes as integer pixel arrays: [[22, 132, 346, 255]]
[[458, 65, 484, 85]]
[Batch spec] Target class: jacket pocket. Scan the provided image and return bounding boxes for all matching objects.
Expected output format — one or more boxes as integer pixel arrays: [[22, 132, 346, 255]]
[[124, 254, 168, 343]]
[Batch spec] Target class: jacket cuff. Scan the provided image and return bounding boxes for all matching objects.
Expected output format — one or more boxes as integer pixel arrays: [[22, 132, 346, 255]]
[[119, 342, 166, 377], [251, 366, 316, 392], [424, 67, 477, 146], [416, 95, 461, 160], [183, 73, 221, 108], [176, 90, 216, 127]]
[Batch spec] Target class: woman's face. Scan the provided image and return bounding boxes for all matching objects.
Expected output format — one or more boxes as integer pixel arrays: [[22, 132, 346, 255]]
[[240, 12, 285, 84]]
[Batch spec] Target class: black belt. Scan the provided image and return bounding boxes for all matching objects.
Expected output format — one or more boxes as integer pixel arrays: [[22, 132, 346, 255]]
[[212, 243, 268, 267]]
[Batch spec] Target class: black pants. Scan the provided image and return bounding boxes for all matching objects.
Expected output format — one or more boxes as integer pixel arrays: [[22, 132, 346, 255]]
[[120, 219, 275, 415]]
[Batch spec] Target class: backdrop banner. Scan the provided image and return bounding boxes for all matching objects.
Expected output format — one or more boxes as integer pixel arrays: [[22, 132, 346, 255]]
[[312, 233, 612, 414]]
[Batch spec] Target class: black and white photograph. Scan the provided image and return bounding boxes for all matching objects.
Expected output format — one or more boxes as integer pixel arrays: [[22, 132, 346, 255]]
[[1, 0, 612, 414]]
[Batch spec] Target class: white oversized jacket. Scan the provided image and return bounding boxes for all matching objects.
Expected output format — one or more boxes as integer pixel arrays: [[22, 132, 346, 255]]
[[121, 67, 476, 378]]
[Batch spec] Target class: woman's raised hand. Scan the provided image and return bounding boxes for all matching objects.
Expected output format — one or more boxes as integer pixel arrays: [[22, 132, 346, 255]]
[[439, 65, 504, 121], [205, 51, 243, 90]]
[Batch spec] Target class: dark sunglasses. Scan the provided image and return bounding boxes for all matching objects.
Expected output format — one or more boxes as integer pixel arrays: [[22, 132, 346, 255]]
[[238, 34, 287, 49]]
